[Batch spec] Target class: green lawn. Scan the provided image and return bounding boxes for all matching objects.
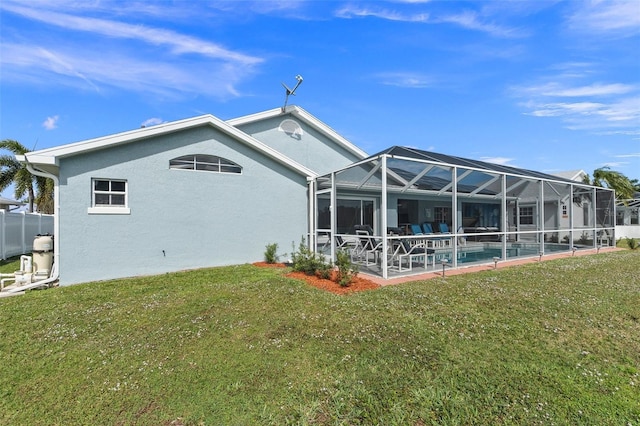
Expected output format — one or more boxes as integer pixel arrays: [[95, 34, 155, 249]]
[[1, 251, 639, 425]]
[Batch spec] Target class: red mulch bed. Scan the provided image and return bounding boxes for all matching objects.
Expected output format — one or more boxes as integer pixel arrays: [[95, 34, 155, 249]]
[[253, 262, 380, 295], [253, 262, 288, 268]]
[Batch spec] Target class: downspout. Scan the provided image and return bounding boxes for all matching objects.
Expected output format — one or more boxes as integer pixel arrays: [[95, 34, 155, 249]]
[[307, 177, 315, 256], [6, 160, 60, 292]]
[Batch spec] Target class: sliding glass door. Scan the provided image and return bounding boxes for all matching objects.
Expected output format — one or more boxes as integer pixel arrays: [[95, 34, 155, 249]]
[[317, 197, 376, 234]]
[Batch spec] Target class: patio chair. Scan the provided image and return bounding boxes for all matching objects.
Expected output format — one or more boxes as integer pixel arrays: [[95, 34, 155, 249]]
[[354, 229, 383, 266], [335, 235, 359, 261], [421, 222, 448, 248], [438, 223, 451, 233], [389, 239, 434, 272], [421, 223, 434, 234], [435, 223, 453, 247], [410, 224, 424, 235]]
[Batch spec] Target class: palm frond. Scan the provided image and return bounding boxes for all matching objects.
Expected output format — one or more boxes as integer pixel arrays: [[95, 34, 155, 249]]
[[0, 139, 30, 156]]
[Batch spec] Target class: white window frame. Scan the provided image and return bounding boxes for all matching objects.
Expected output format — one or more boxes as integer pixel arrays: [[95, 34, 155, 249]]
[[169, 154, 242, 174], [88, 178, 130, 215], [519, 206, 534, 225]]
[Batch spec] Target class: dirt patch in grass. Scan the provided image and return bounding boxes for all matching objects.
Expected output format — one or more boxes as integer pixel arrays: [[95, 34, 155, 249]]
[[253, 262, 380, 295], [253, 262, 288, 268]]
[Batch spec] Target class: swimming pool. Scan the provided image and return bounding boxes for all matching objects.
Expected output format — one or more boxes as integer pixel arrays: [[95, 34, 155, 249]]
[[434, 243, 572, 265]]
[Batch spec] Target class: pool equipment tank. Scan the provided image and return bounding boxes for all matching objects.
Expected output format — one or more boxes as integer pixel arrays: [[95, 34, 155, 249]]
[[1, 234, 54, 290]]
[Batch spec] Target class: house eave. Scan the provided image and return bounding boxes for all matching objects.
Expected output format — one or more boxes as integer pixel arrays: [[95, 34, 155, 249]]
[[18, 114, 317, 179], [228, 105, 369, 160]]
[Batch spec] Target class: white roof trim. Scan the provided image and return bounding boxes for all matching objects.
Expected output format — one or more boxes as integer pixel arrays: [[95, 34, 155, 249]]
[[553, 169, 587, 182], [22, 114, 317, 178], [227, 105, 369, 160]]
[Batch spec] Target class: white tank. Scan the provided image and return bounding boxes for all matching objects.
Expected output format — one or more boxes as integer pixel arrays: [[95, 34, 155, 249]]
[[32, 234, 54, 276]]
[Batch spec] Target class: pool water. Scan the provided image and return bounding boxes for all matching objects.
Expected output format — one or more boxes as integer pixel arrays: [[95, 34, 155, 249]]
[[435, 244, 571, 265]]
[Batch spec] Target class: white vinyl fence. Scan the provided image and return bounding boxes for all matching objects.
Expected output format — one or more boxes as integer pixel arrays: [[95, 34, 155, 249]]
[[0, 211, 54, 260]]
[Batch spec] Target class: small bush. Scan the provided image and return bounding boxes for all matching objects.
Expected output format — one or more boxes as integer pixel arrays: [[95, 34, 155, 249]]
[[335, 249, 358, 287], [626, 237, 638, 250], [291, 237, 330, 276], [264, 243, 279, 264]]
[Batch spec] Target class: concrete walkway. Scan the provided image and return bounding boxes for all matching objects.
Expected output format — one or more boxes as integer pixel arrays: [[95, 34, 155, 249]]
[[361, 246, 622, 287]]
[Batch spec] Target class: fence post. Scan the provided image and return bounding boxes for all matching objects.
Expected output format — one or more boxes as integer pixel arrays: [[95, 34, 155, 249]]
[[1, 210, 5, 260], [21, 211, 26, 255]]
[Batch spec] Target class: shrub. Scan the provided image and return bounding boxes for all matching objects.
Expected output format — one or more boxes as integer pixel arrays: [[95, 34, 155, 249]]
[[335, 249, 358, 287], [291, 237, 330, 276], [626, 237, 638, 250], [264, 243, 279, 264]]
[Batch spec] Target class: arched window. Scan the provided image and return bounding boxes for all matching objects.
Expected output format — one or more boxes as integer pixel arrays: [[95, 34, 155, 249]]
[[169, 154, 242, 174]]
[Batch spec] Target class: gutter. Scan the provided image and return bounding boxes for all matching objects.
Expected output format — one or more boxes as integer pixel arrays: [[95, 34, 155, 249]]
[[5, 159, 60, 293]]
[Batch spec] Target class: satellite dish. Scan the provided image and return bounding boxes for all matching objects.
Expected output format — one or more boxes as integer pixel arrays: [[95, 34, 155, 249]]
[[281, 75, 303, 111]]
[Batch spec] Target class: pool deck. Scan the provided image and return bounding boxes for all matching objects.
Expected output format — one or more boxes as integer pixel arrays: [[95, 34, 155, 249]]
[[360, 246, 623, 287]]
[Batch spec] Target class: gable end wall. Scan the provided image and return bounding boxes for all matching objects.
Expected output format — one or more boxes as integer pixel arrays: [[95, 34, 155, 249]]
[[58, 126, 308, 285]]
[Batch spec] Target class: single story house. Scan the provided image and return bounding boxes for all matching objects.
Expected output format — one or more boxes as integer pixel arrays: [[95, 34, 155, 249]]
[[19, 106, 367, 285], [616, 194, 640, 239], [553, 171, 639, 240], [0, 196, 24, 211], [19, 106, 616, 285]]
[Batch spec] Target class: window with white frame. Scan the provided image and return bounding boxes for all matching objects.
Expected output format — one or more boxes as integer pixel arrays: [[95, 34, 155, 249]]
[[519, 206, 534, 225], [169, 154, 242, 174], [88, 179, 130, 214]]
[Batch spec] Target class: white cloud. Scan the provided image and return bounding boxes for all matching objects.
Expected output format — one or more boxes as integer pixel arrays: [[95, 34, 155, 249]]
[[335, 5, 428, 22], [1, 3, 262, 66], [335, 4, 521, 37], [568, 0, 640, 36], [526, 101, 606, 117], [2, 42, 252, 99], [524, 97, 640, 130], [42, 115, 59, 130], [544, 83, 635, 97], [435, 11, 525, 38], [375, 72, 435, 88], [513, 62, 640, 135], [141, 117, 164, 127], [0, 1, 264, 99], [616, 153, 640, 158], [602, 161, 629, 168]]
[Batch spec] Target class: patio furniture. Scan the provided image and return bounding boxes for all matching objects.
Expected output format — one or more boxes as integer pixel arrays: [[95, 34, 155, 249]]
[[421, 222, 450, 248], [410, 224, 424, 235], [354, 230, 383, 266], [335, 235, 360, 260], [389, 239, 435, 272], [438, 223, 451, 233]]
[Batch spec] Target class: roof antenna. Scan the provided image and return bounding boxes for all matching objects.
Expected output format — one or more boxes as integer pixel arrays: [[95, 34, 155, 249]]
[[281, 74, 303, 112]]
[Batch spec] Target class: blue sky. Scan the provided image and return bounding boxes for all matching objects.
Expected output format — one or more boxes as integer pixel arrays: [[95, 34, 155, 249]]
[[1, 0, 639, 201]]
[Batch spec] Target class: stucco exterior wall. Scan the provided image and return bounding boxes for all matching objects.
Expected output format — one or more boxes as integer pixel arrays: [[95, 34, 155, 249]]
[[57, 126, 309, 285], [233, 114, 362, 176]]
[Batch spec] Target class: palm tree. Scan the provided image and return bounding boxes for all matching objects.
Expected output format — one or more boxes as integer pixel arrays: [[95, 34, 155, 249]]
[[35, 175, 55, 214], [582, 166, 635, 201], [0, 139, 54, 213]]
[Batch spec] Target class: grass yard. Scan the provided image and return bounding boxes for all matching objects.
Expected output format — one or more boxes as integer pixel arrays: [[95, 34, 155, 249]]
[[0, 250, 639, 425]]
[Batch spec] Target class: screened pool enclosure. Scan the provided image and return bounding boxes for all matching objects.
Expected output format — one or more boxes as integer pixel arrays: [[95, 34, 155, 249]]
[[312, 146, 616, 279]]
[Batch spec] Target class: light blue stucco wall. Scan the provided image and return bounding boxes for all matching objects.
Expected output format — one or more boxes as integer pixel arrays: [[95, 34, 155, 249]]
[[57, 125, 310, 285], [233, 113, 363, 175]]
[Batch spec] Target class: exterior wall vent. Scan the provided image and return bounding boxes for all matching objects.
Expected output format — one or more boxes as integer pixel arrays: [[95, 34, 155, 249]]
[[278, 119, 304, 139]]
